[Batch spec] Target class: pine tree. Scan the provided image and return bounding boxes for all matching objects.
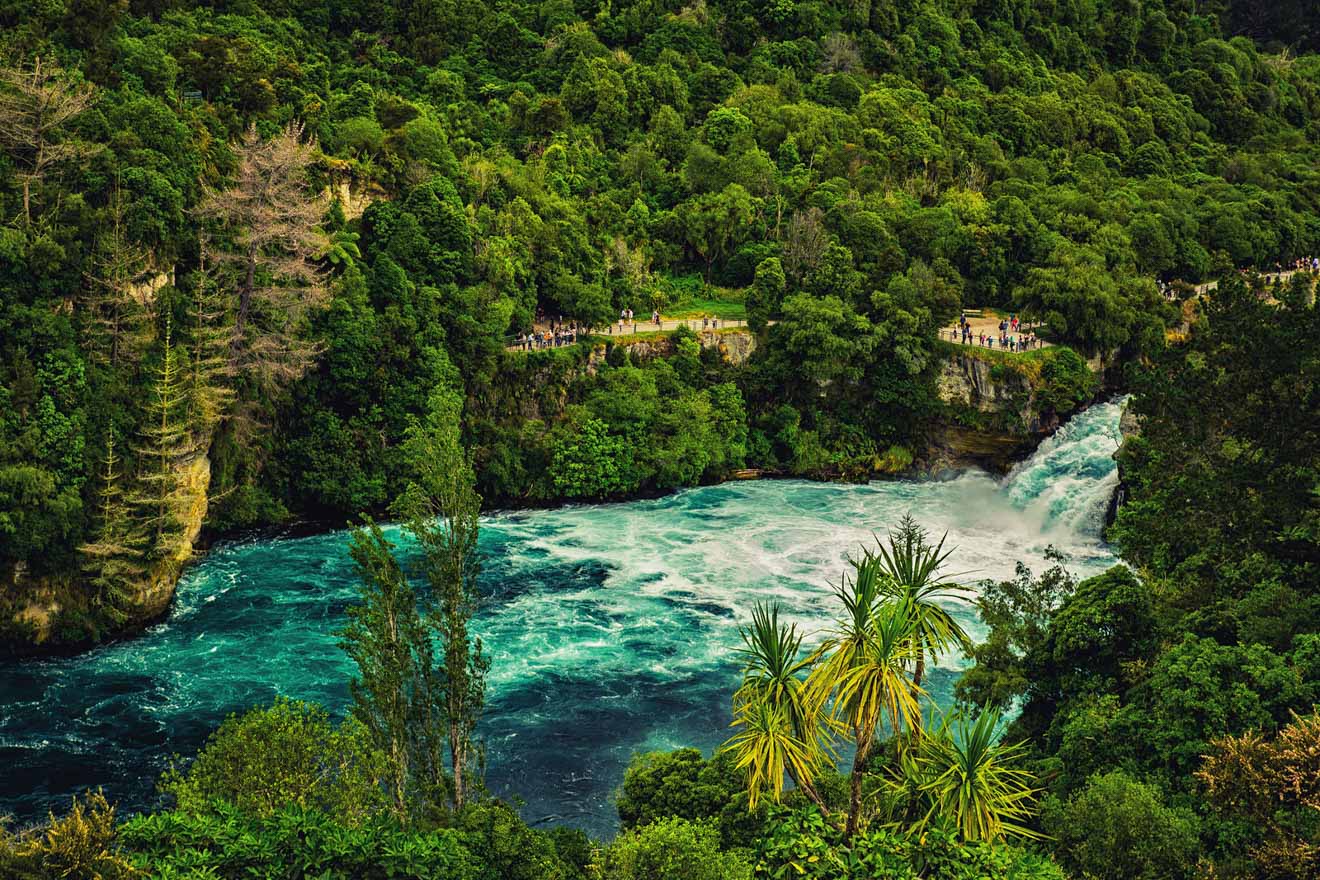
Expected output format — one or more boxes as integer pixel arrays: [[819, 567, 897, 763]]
[[187, 239, 235, 432], [129, 317, 195, 557], [79, 429, 146, 622], [83, 186, 152, 368]]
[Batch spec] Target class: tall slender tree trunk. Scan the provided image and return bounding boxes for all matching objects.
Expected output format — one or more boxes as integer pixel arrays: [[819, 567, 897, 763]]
[[447, 593, 468, 810], [847, 726, 874, 839], [449, 717, 464, 809]]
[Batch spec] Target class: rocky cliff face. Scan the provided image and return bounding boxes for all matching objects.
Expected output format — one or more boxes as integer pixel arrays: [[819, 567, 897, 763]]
[[935, 353, 1037, 425], [487, 330, 758, 424], [609, 328, 757, 367], [1106, 398, 1143, 525], [4, 448, 211, 651], [923, 350, 1073, 473]]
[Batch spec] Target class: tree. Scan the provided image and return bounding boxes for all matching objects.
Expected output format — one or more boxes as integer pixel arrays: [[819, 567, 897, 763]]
[[746, 257, 785, 333], [0, 57, 97, 223], [196, 122, 328, 394], [129, 317, 194, 557], [1198, 711, 1320, 880], [79, 429, 144, 622], [807, 574, 921, 837], [159, 698, 387, 825], [1112, 275, 1319, 645], [1043, 770, 1200, 880], [551, 416, 634, 499], [771, 292, 875, 392], [726, 604, 831, 814], [871, 516, 973, 689], [339, 520, 430, 822], [890, 706, 1042, 843], [186, 240, 235, 432], [956, 553, 1076, 710], [782, 208, 828, 281], [683, 184, 754, 284], [616, 749, 762, 849], [392, 387, 489, 812], [83, 187, 152, 368]]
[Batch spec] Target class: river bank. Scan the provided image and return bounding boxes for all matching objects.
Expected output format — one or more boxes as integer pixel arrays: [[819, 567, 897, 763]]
[[2, 332, 1111, 658]]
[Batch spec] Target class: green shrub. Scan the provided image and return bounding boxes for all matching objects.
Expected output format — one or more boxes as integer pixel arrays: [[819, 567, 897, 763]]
[[617, 748, 765, 848], [550, 416, 636, 499], [1034, 348, 1097, 415], [0, 790, 137, 880], [753, 808, 1065, 880], [602, 817, 752, 880], [159, 698, 387, 824], [118, 805, 480, 880], [1042, 771, 1200, 880], [451, 801, 583, 880], [875, 445, 914, 474]]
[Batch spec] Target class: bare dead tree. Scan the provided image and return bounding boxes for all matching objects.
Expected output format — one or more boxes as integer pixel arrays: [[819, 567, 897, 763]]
[[196, 122, 329, 396], [782, 207, 829, 282], [820, 33, 862, 73], [0, 56, 98, 224], [84, 186, 153, 368]]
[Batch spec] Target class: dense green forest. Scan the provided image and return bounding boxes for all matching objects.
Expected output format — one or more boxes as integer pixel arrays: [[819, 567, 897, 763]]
[[1, 0, 1318, 876], [5, 0, 1320, 640]]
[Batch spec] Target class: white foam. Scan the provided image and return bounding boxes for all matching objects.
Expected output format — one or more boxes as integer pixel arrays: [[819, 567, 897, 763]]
[[477, 401, 1123, 691]]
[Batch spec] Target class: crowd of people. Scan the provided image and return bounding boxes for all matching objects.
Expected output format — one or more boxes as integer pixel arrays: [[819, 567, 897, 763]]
[[515, 320, 581, 350], [510, 309, 734, 350], [948, 312, 1043, 353]]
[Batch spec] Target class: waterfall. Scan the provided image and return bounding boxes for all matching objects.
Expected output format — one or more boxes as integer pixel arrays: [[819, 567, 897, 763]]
[[1001, 397, 1126, 539]]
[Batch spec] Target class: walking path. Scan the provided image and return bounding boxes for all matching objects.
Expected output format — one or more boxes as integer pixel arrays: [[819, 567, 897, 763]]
[[1189, 268, 1303, 295], [505, 267, 1316, 355], [507, 317, 750, 352], [943, 311, 1049, 354]]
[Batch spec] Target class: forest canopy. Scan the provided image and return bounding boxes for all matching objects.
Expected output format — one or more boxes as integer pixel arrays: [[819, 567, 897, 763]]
[[1, 0, 1317, 641]]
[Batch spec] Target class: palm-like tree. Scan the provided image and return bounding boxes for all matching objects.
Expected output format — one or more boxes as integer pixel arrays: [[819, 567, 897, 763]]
[[726, 603, 831, 812], [872, 515, 973, 689], [894, 705, 1042, 843], [807, 567, 923, 837]]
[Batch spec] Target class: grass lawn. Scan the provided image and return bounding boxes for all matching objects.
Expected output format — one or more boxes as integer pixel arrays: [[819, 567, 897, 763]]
[[667, 297, 747, 320]]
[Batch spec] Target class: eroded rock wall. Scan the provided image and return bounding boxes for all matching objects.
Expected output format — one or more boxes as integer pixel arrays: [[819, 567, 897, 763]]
[[4, 448, 211, 651], [924, 350, 1076, 473]]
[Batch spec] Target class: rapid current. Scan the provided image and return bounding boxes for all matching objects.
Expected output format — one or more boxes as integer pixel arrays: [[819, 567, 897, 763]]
[[0, 399, 1126, 836]]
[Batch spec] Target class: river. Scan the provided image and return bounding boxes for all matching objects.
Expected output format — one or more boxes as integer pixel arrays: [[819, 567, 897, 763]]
[[0, 399, 1125, 837]]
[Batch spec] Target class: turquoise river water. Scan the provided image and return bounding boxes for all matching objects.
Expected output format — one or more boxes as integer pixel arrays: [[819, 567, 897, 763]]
[[0, 400, 1125, 837]]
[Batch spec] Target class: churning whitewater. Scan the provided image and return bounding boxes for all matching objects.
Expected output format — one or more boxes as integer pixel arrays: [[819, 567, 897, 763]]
[[0, 399, 1125, 837]]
